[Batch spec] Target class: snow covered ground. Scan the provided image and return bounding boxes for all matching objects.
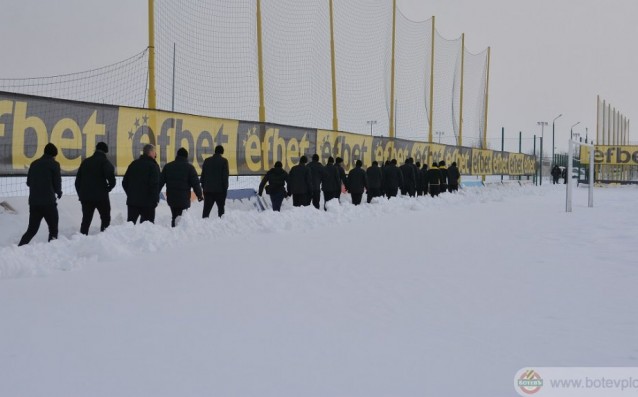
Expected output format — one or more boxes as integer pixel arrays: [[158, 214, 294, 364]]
[[1, 183, 637, 396]]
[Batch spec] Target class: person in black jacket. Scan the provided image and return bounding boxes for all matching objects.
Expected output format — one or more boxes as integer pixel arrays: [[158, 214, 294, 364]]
[[322, 157, 341, 209], [160, 148, 204, 227], [427, 162, 441, 197], [258, 161, 288, 212], [438, 160, 448, 193], [346, 160, 367, 205], [123, 144, 161, 224], [381, 160, 391, 197], [366, 161, 383, 203], [288, 155, 313, 207], [383, 159, 403, 198], [415, 161, 424, 196], [335, 157, 347, 201], [307, 154, 324, 209], [420, 163, 429, 196], [551, 165, 561, 184], [75, 142, 116, 235], [448, 161, 461, 192], [200, 145, 230, 218], [400, 158, 416, 197], [18, 143, 62, 246]]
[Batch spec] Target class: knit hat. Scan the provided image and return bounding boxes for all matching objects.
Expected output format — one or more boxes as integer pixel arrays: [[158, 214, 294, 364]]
[[177, 147, 188, 158], [44, 143, 58, 157], [96, 142, 109, 153]]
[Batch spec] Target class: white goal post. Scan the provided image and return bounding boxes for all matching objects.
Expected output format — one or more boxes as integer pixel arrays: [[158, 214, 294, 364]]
[[566, 139, 595, 212]]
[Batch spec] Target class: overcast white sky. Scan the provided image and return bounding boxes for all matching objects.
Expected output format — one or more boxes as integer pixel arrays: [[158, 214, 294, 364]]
[[1, 0, 636, 153]]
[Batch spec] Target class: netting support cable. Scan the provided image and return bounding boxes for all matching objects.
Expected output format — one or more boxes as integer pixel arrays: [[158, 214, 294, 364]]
[[329, 0, 339, 131], [147, 0, 157, 110], [458, 33, 465, 147], [171, 42, 176, 112], [428, 16, 435, 143], [388, 0, 397, 138], [256, 0, 266, 123]]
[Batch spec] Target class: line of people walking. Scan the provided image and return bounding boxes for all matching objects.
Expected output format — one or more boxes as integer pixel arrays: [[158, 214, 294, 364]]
[[18, 142, 460, 246], [258, 155, 461, 211], [18, 142, 231, 246]]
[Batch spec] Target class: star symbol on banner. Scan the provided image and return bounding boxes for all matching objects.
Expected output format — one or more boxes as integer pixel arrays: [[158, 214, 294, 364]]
[[134, 118, 140, 128], [142, 114, 149, 125], [128, 130, 134, 140]]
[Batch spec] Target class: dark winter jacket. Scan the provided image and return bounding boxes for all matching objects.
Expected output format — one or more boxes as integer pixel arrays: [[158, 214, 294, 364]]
[[439, 166, 448, 186], [288, 163, 313, 195], [307, 160, 324, 191], [336, 164, 347, 188], [426, 167, 441, 187], [347, 166, 368, 194], [26, 154, 62, 206], [160, 156, 203, 209], [448, 164, 461, 186], [551, 166, 561, 178], [419, 167, 429, 190], [400, 163, 416, 190], [383, 164, 404, 190], [200, 153, 229, 193], [366, 164, 383, 189], [75, 150, 116, 202], [122, 154, 161, 208], [322, 163, 341, 192], [259, 167, 288, 195]]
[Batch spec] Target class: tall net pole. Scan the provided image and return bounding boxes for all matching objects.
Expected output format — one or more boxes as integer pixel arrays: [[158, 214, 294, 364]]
[[257, 0, 266, 122], [329, 0, 338, 131], [388, 0, 397, 138], [458, 33, 465, 147], [428, 16, 435, 143], [147, 0, 157, 109]]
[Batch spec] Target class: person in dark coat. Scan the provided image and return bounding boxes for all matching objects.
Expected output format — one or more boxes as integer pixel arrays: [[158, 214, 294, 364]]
[[122, 144, 161, 224], [258, 161, 288, 212], [415, 161, 424, 196], [420, 163, 429, 196], [322, 157, 341, 209], [447, 161, 461, 192], [551, 165, 561, 184], [75, 142, 116, 235], [562, 167, 568, 184], [200, 145, 229, 218], [346, 160, 368, 205], [383, 159, 403, 198], [288, 155, 313, 207], [426, 162, 441, 197], [366, 161, 383, 203], [400, 158, 416, 197], [438, 160, 448, 193], [18, 143, 62, 246], [381, 160, 391, 197], [307, 154, 325, 209], [335, 157, 347, 201], [160, 148, 204, 227]]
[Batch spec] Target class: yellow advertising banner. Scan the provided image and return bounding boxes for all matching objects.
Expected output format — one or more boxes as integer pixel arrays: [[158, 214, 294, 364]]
[[581, 146, 638, 165], [115, 107, 239, 175]]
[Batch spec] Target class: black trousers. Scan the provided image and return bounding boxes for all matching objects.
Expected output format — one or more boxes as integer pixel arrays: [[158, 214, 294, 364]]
[[19, 204, 59, 246], [80, 199, 111, 235], [367, 187, 382, 203], [203, 192, 227, 218], [449, 184, 459, 192], [128, 205, 155, 224], [323, 190, 337, 210], [440, 184, 448, 194], [386, 187, 398, 198], [552, 176, 559, 184], [292, 193, 308, 207], [429, 184, 440, 197], [351, 192, 363, 205], [311, 190, 321, 209], [170, 207, 187, 227], [269, 191, 286, 212]]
